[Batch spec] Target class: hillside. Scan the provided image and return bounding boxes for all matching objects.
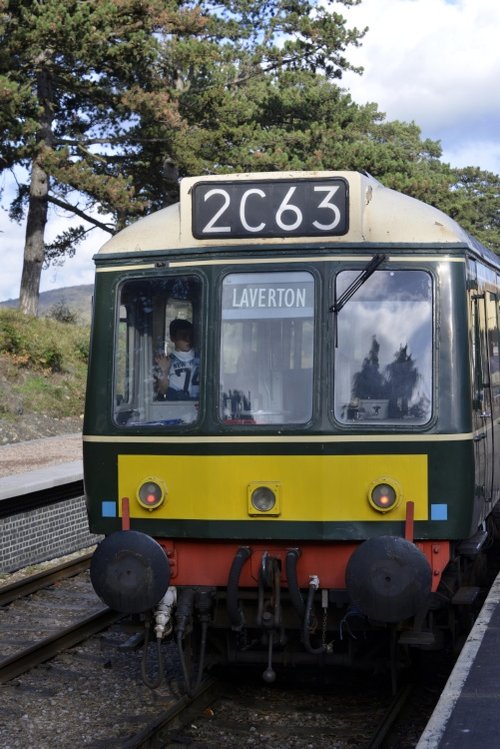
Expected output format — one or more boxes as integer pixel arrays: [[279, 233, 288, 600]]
[[0, 308, 89, 444], [0, 284, 94, 324]]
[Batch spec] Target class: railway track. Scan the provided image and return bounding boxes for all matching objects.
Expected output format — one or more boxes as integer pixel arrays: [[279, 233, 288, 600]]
[[95, 677, 414, 749], [0, 556, 447, 748], [0, 553, 93, 605], [144, 670, 419, 749], [119, 676, 223, 749], [0, 556, 224, 746], [25, 665, 411, 749], [0, 554, 120, 684], [368, 682, 414, 749], [0, 606, 120, 684]]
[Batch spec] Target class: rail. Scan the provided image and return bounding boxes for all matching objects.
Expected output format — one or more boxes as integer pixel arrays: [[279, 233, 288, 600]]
[[0, 552, 93, 605], [121, 677, 223, 749], [0, 607, 120, 684], [0, 555, 120, 684]]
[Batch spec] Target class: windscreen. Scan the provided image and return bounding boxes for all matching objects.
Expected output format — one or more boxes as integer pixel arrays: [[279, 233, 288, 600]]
[[219, 271, 315, 425], [334, 269, 432, 425]]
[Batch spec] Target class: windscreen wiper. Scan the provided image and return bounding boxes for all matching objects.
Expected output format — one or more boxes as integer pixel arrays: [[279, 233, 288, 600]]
[[330, 254, 387, 346]]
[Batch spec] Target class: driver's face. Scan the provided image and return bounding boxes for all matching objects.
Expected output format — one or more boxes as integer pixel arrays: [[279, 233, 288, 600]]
[[173, 329, 193, 351]]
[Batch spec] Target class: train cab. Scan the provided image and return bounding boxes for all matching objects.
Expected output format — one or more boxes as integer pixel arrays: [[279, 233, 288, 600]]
[[84, 171, 500, 687]]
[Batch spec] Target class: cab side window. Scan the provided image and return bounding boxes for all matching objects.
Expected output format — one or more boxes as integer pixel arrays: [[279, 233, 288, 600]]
[[114, 276, 202, 427]]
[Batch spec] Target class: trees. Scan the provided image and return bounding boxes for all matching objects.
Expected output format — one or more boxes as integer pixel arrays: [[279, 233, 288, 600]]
[[106, 0, 371, 207], [1, 0, 498, 316], [439, 166, 500, 252], [1, 0, 367, 315], [0, 0, 203, 314], [356, 122, 500, 251]]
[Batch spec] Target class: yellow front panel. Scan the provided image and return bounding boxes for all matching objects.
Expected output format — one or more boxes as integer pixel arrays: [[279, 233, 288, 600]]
[[118, 453, 428, 522]]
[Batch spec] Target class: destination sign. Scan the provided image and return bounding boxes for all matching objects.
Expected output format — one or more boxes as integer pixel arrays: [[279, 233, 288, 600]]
[[222, 272, 314, 320], [192, 178, 348, 239]]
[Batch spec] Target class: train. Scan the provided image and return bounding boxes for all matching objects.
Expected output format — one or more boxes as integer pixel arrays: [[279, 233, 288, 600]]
[[84, 170, 500, 690]]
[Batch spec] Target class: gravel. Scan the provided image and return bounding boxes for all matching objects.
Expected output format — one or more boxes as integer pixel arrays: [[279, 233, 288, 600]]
[[0, 426, 82, 478], [0, 413, 83, 447], [0, 606, 178, 748]]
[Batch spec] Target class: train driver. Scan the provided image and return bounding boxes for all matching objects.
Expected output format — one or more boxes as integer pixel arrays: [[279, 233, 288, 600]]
[[154, 319, 200, 400]]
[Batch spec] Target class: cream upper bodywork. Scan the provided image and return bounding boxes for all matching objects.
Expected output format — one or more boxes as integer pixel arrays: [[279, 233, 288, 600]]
[[96, 170, 471, 255]]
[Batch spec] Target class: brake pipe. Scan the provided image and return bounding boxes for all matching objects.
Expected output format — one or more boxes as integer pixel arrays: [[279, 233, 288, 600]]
[[141, 618, 163, 689], [286, 548, 305, 618], [227, 546, 252, 630], [303, 575, 326, 655]]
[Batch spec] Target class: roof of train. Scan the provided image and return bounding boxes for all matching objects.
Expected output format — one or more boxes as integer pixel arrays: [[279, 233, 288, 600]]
[[96, 170, 495, 265]]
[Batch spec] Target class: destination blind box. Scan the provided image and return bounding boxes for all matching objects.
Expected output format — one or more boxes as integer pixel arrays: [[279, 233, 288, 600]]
[[191, 177, 349, 239]]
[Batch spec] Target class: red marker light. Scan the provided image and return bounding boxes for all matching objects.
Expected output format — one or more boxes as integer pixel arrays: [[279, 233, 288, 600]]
[[137, 479, 165, 510], [370, 482, 398, 512]]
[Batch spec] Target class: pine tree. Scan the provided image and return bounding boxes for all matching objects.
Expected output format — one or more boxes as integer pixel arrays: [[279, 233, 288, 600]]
[[3, 0, 497, 317], [0, 0, 203, 314]]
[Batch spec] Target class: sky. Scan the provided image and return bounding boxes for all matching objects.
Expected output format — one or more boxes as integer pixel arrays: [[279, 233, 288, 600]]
[[341, 0, 500, 175], [1, 0, 499, 303]]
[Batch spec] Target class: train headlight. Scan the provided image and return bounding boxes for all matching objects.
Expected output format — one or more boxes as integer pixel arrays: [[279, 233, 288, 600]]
[[248, 482, 281, 516], [368, 479, 401, 513], [137, 477, 166, 511]]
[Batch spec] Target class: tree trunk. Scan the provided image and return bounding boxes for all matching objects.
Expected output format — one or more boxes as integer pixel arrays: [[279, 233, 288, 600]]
[[18, 62, 53, 317], [18, 158, 49, 316]]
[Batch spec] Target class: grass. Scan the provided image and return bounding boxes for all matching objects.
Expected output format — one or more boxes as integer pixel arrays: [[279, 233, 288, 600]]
[[0, 307, 89, 420]]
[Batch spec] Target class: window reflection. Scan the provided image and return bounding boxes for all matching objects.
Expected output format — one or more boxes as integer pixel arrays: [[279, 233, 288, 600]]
[[335, 270, 432, 425], [220, 272, 314, 425]]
